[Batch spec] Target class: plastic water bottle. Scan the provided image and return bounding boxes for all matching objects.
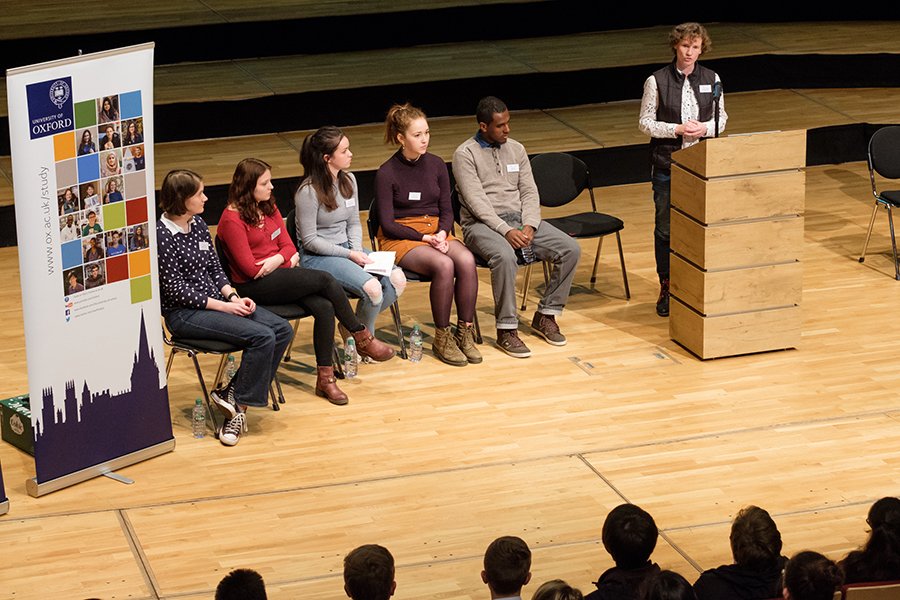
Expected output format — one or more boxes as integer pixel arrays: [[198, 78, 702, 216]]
[[344, 336, 358, 378], [225, 355, 237, 383], [514, 226, 537, 265], [191, 398, 205, 439], [409, 325, 423, 363]]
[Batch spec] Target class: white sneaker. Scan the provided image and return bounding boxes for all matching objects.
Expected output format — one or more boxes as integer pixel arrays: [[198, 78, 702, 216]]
[[217, 412, 246, 446]]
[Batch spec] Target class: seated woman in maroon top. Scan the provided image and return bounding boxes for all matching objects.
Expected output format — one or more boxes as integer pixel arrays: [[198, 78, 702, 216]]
[[374, 103, 480, 367], [216, 158, 394, 405]]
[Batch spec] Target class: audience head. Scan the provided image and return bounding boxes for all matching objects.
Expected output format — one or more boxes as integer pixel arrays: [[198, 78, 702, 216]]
[[343, 544, 396, 600], [668, 22, 711, 54], [602, 503, 658, 569], [531, 579, 582, 600], [867, 496, 900, 530], [476, 96, 511, 146], [782, 551, 841, 600], [476, 96, 507, 127], [159, 169, 203, 216], [214, 568, 267, 600], [643, 570, 697, 600], [729, 505, 783, 571], [384, 102, 427, 145], [482, 535, 532, 597]]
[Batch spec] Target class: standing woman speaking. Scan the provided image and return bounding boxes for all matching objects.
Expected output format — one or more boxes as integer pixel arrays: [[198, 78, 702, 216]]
[[216, 158, 394, 406]]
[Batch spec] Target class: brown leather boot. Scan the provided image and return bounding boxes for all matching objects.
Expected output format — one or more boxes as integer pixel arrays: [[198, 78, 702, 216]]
[[315, 366, 348, 405], [351, 326, 395, 362]]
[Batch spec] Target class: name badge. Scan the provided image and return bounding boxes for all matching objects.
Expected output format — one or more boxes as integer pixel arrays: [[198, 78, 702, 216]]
[[271, 227, 281, 240], [699, 84, 712, 93], [199, 241, 209, 251], [507, 163, 520, 173], [408, 191, 421, 201], [345, 198, 356, 208]]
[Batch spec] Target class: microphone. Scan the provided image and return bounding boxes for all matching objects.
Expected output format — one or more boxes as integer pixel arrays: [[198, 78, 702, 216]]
[[712, 80, 722, 138]]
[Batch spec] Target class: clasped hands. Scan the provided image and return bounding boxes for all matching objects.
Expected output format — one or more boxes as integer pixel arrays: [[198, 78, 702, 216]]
[[423, 230, 449, 253], [504, 225, 534, 249]]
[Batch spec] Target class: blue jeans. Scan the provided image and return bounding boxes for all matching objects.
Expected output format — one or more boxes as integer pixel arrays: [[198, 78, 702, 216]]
[[165, 306, 293, 408], [651, 166, 671, 281], [300, 247, 397, 333]]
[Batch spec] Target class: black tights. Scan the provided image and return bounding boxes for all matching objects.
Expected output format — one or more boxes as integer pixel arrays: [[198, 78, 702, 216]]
[[235, 267, 363, 366], [399, 241, 478, 328]]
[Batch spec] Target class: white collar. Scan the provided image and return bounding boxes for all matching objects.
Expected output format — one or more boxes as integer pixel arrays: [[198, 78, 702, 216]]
[[161, 213, 192, 235]]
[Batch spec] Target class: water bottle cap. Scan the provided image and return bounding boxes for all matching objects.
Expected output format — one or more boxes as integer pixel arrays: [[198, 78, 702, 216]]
[[413, 324, 419, 332], [195, 398, 202, 404]]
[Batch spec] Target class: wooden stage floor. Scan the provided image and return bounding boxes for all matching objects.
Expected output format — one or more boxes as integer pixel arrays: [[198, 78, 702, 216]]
[[1, 160, 897, 599]]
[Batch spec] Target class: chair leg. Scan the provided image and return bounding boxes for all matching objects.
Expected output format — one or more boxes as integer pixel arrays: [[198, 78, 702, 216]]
[[859, 202, 880, 263], [273, 372, 285, 408], [333, 345, 345, 379], [520, 262, 534, 311], [590, 237, 603, 284], [165, 348, 176, 377], [390, 301, 408, 359], [615, 231, 631, 299], [283, 319, 300, 362], [473, 312, 483, 344], [211, 354, 230, 392], [888, 206, 900, 281], [187, 350, 219, 433]]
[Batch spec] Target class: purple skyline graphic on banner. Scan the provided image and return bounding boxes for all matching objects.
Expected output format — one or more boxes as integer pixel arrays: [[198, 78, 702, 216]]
[[34, 311, 171, 483]]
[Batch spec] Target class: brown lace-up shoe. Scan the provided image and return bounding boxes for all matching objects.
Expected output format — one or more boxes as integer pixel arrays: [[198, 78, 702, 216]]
[[496, 328, 532, 358], [454, 320, 483, 364], [531, 312, 567, 346]]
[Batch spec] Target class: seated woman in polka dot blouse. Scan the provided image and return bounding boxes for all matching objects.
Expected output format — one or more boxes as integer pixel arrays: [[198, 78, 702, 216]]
[[156, 169, 293, 447]]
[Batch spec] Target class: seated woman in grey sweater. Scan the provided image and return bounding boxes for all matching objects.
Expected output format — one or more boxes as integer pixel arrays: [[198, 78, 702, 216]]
[[295, 126, 406, 343]]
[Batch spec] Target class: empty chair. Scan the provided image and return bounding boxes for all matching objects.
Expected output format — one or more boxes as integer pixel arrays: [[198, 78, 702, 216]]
[[859, 125, 900, 280], [524, 152, 630, 303]]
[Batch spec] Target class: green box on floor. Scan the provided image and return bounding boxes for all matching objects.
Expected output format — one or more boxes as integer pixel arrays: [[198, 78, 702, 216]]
[[1, 394, 34, 456]]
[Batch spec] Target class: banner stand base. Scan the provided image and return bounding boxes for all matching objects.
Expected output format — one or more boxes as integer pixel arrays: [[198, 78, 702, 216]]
[[26, 437, 175, 498], [0, 500, 8, 515]]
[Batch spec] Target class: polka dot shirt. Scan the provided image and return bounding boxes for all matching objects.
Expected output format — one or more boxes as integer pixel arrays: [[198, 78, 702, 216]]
[[157, 215, 230, 316]]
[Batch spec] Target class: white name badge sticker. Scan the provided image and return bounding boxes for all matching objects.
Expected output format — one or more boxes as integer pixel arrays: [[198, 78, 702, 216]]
[[699, 84, 712, 93], [199, 241, 209, 251], [507, 163, 520, 173], [345, 198, 356, 208], [408, 191, 421, 201], [271, 227, 281, 240]]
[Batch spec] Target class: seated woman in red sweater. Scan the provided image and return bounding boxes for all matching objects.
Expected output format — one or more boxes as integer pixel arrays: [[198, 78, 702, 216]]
[[216, 158, 394, 405]]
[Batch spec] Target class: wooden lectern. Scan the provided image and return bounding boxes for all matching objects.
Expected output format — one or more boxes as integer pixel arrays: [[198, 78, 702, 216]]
[[668, 130, 806, 359]]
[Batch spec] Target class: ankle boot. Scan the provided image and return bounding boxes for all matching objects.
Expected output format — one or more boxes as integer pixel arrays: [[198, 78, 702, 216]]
[[351, 326, 395, 362], [454, 320, 483, 364], [315, 366, 348, 405], [433, 326, 468, 366]]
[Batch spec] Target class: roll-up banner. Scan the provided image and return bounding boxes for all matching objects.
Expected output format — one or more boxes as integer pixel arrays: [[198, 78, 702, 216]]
[[7, 43, 174, 497]]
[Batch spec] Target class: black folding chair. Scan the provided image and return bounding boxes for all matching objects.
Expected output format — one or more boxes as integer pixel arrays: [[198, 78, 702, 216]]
[[859, 125, 900, 280]]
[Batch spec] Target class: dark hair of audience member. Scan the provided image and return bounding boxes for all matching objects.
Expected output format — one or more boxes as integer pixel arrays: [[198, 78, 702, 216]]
[[531, 579, 583, 600], [228, 157, 276, 226], [730, 505, 783, 571], [299, 125, 354, 211], [782, 551, 842, 600], [483, 536, 532, 596], [602, 503, 659, 569], [158, 169, 202, 216], [215, 568, 268, 600], [476, 96, 508, 126], [841, 496, 900, 583], [643, 570, 697, 600], [343, 544, 395, 600]]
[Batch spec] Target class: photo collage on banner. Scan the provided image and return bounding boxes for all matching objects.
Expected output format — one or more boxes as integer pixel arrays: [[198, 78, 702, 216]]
[[57, 92, 151, 302]]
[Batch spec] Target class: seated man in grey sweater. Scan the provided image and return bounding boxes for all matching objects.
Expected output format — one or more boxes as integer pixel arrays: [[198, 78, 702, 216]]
[[452, 96, 580, 358]]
